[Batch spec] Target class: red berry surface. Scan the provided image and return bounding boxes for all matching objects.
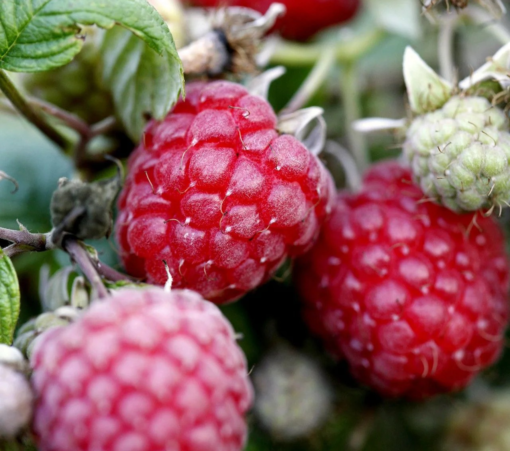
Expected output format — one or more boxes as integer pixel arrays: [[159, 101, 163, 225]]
[[31, 288, 253, 451], [116, 81, 335, 304], [186, 0, 360, 41], [294, 161, 510, 398]]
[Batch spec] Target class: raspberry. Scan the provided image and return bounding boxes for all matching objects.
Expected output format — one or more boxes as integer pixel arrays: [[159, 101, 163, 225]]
[[186, 0, 360, 41], [403, 95, 510, 212], [252, 344, 333, 441], [116, 80, 334, 303], [294, 161, 510, 399], [0, 364, 33, 438], [31, 287, 253, 451]]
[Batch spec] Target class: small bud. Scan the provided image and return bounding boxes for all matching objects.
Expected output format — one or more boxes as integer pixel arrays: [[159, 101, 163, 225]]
[[70, 276, 90, 309], [0, 345, 25, 372], [253, 344, 333, 441], [14, 308, 79, 360], [50, 162, 122, 243], [0, 364, 33, 438], [40, 266, 75, 312]]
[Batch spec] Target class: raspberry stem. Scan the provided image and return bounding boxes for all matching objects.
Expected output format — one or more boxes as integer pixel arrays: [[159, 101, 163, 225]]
[[438, 13, 459, 82], [270, 28, 385, 67], [325, 140, 362, 191], [281, 47, 336, 114], [0, 70, 72, 151], [341, 61, 368, 172], [63, 236, 109, 300], [0, 227, 50, 258]]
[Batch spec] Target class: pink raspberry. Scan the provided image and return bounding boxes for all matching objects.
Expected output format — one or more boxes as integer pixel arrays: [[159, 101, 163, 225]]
[[116, 80, 335, 303], [31, 288, 253, 451], [294, 161, 510, 399]]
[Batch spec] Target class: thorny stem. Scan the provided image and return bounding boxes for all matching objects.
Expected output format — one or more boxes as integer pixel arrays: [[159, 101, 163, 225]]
[[63, 236, 109, 299], [0, 227, 50, 258], [270, 28, 385, 67], [0, 224, 133, 286], [93, 259, 137, 283], [438, 13, 459, 83], [281, 47, 336, 114], [341, 61, 368, 172], [0, 69, 71, 150]]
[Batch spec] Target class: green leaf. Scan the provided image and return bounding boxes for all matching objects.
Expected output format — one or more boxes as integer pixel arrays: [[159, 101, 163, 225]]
[[0, 248, 20, 344], [101, 26, 183, 140], [0, 0, 184, 140], [0, 0, 179, 73]]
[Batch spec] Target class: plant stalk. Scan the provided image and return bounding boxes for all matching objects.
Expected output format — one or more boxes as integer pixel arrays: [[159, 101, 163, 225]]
[[63, 236, 109, 299], [341, 61, 368, 172], [271, 28, 385, 67], [0, 69, 71, 150], [281, 47, 336, 114]]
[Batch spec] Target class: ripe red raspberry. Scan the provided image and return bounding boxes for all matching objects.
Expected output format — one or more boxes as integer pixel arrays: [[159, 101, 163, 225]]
[[31, 287, 253, 451], [294, 161, 510, 399], [116, 81, 335, 303], [186, 0, 360, 41]]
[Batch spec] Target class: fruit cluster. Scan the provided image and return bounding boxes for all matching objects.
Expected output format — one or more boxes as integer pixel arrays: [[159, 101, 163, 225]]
[[3, 1, 510, 450]]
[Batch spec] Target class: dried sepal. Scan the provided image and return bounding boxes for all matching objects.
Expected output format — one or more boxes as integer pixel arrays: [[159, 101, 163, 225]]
[[246, 66, 286, 99], [278, 107, 326, 156]]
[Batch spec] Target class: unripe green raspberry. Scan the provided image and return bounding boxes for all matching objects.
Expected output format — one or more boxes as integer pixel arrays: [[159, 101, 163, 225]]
[[403, 95, 510, 212], [252, 345, 333, 441], [14, 307, 80, 360], [444, 391, 510, 451]]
